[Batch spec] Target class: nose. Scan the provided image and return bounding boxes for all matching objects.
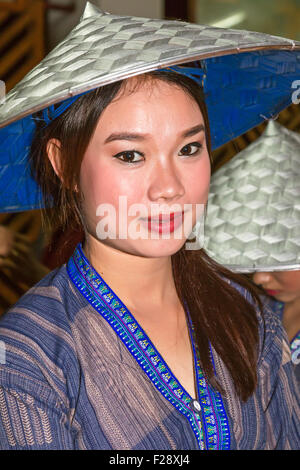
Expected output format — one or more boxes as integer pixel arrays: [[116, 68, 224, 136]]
[[253, 272, 272, 286], [148, 160, 185, 202]]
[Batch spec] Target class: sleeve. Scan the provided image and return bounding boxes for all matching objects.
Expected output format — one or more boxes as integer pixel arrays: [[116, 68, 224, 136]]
[[0, 378, 76, 450], [0, 278, 81, 450], [258, 306, 300, 450]]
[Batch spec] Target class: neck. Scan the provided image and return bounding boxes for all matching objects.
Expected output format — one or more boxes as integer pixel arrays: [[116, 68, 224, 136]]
[[283, 295, 300, 310], [82, 234, 178, 311]]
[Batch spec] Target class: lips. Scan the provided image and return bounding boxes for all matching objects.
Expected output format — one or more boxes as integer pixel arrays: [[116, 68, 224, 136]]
[[143, 212, 184, 222], [140, 211, 185, 234], [265, 289, 281, 296]]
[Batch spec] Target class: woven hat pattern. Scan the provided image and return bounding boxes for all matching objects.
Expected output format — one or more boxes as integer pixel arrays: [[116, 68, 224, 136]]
[[204, 121, 300, 272], [1, 2, 299, 127]]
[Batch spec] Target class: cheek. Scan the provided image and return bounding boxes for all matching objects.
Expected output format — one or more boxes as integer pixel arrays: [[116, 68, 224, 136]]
[[80, 157, 144, 213], [80, 160, 111, 210], [275, 272, 300, 292]]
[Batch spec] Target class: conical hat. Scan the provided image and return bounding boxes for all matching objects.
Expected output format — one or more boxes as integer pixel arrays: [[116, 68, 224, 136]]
[[204, 121, 300, 272], [0, 1, 300, 212]]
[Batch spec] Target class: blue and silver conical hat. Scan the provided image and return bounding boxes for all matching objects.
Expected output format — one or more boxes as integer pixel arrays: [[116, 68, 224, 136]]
[[204, 121, 300, 272], [0, 1, 300, 212]]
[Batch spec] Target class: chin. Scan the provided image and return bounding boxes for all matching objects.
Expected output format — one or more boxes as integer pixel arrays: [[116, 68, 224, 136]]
[[130, 238, 186, 258], [272, 292, 297, 303]]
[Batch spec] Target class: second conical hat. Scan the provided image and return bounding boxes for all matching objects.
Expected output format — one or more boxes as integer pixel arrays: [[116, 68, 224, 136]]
[[204, 121, 300, 272]]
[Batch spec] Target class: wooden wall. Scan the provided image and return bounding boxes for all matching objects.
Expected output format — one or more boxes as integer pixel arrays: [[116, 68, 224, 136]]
[[0, 0, 45, 314], [0, 0, 45, 92]]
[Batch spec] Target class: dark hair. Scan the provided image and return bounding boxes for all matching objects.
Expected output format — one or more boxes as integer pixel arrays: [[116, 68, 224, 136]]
[[30, 71, 262, 401]]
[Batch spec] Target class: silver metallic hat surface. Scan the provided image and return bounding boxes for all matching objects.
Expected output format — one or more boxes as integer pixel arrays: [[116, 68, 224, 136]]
[[0, 1, 300, 212], [204, 121, 300, 273]]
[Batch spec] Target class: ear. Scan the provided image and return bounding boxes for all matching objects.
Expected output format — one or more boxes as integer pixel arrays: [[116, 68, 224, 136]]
[[47, 138, 79, 192], [47, 138, 63, 180]]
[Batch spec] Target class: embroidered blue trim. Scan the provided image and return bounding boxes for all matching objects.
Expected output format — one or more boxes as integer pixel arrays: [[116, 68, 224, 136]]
[[188, 315, 231, 450], [67, 243, 230, 450], [208, 344, 231, 449]]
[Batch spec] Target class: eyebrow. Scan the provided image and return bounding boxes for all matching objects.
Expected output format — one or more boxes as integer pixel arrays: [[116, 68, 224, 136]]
[[182, 124, 205, 138], [104, 124, 205, 144]]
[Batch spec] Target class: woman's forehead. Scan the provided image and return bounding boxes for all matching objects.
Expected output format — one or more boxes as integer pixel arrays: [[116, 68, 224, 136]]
[[102, 78, 202, 122], [93, 85, 204, 140]]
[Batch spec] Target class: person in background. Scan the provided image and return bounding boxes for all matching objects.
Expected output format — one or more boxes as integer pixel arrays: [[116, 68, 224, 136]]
[[204, 120, 300, 387], [253, 270, 300, 379]]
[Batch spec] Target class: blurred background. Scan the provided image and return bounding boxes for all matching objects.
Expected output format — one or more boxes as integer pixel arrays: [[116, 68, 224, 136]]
[[0, 0, 299, 314]]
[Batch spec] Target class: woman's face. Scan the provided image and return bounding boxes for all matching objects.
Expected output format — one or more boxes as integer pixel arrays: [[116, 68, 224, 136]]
[[253, 270, 300, 303], [79, 77, 211, 258]]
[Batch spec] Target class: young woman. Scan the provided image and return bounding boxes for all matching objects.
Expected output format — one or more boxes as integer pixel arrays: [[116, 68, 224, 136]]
[[253, 270, 300, 380], [0, 69, 299, 450]]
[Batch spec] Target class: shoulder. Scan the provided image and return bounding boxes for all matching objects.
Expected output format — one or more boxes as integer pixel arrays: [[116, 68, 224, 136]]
[[0, 265, 85, 409], [0, 264, 79, 338]]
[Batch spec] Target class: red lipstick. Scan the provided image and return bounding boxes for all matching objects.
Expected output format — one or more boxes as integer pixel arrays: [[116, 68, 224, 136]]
[[266, 289, 281, 296], [142, 211, 185, 234]]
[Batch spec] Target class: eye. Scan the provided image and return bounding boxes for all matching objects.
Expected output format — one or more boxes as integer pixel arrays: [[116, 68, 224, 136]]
[[179, 142, 202, 156], [113, 150, 144, 164]]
